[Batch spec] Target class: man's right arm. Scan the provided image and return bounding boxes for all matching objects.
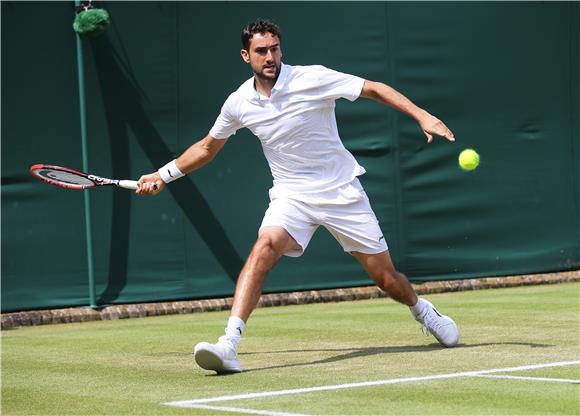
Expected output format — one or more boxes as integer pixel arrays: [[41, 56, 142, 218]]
[[136, 134, 227, 196]]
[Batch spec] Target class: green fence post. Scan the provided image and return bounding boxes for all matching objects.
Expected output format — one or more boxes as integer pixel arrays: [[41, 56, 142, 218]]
[[74, 1, 97, 309]]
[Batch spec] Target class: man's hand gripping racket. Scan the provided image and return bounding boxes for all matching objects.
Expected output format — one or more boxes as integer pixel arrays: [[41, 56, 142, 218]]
[[136, 172, 165, 196]]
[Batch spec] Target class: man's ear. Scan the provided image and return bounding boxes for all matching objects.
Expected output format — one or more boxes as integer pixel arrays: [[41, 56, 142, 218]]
[[240, 49, 250, 63]]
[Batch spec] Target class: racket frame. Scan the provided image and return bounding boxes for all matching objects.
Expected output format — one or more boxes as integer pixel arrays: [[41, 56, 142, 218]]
[[29, 164, 138, 190]]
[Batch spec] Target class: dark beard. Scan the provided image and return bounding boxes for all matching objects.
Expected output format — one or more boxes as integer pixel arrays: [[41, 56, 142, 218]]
[[255, 64, 281, 81]]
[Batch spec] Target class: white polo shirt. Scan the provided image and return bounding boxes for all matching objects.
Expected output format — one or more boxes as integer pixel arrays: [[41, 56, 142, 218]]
[[209, 63, 366, 202]]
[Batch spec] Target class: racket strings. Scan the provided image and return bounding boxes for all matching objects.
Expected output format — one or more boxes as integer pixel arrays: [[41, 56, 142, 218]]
[[36, 169, 93, 186]]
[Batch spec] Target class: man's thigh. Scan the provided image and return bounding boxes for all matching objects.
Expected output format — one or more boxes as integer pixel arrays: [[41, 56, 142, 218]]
[[321, 196, 388, 255], [351, 250, 397, 278], [259, 198, 319, 257], [257, 226, 301, 256]]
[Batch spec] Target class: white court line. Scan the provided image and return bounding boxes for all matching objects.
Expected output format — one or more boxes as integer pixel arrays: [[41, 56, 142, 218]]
[[163, 360, 579, 408], [472, 374, 580, 384], [178, 404, 310, 416]]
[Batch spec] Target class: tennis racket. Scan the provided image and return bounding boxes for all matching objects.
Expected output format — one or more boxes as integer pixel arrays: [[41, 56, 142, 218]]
[[29, 164, 139, 190]]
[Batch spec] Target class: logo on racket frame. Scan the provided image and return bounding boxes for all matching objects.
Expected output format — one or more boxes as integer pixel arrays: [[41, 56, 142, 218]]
[[88, 174, 106, 184]]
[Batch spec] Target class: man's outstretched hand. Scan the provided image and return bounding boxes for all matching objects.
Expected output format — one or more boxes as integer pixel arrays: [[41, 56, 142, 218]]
[[418, 113, 455, 143]]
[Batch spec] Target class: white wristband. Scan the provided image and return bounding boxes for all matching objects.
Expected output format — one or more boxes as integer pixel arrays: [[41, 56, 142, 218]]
[[158, 160, 185, 184]]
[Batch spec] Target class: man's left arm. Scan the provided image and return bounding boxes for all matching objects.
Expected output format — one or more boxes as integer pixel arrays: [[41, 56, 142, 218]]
[[360, 80, 455, 143]]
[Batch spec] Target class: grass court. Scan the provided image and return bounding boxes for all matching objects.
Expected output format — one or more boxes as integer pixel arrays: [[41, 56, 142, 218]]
[[2, 282, 579, 415]]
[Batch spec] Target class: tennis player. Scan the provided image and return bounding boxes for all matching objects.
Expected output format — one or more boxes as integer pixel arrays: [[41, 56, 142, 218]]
[[137, 19, 460, 374]]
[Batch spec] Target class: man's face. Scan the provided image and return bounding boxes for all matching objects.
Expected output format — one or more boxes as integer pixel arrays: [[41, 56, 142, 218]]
[[241, 32, 282, 81]]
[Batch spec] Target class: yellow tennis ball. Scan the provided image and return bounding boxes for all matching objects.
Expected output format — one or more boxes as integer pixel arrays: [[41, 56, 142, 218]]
[[458, 149, 480, 171]]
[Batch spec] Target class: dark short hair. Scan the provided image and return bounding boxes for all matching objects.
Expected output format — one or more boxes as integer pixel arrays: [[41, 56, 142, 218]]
[[241, 19, 282, 50]]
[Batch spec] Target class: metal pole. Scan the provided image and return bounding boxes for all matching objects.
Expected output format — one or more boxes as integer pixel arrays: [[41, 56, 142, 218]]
[[74, 1, 97, 308]]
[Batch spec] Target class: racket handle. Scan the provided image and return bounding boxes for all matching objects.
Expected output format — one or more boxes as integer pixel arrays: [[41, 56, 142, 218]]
[[118, 180, 139, 190]]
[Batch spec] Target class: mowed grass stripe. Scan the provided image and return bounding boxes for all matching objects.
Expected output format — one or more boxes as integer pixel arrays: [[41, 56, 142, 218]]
[[472, 374, 580, 383], [183, 404, 310, 416]]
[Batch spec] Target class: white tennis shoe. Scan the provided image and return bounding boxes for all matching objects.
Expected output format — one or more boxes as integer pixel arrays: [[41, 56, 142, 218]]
[[413, 299, 460, 347], [194, 336, 242, 374]]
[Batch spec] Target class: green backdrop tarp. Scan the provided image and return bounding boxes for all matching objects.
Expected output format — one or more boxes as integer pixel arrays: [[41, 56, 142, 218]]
[[2, 2, 579, 312]]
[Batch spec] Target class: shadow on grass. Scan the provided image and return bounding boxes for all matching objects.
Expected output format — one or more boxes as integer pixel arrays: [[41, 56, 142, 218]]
[[177, 342, 553, 376], [237, 342, 553, 373]]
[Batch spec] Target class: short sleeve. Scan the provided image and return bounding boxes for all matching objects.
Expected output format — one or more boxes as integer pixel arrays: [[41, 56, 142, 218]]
[[209, 94, 242, 140], [314, 66, 365, 102]]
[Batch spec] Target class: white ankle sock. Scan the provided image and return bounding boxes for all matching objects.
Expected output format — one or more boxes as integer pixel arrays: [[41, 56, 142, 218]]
[[223, 316, 245, 347], [410, 298, 427, 317]]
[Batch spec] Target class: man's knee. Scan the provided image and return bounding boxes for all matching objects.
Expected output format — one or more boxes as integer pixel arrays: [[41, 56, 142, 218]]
[[376, 270, 406, 292], [252, 235, 278, 260], [248, 233, 289, 271], [256, 227, 296, 257]]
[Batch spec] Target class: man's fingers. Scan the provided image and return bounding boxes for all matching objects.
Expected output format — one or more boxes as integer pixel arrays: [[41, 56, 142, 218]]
[[443, 131, 455, 142], [136, 181, 158, 195], [437, 122, 455, 142], [420, 116, 456, 143], [424, 124, 455, 143], [443, 126, 455, 141]]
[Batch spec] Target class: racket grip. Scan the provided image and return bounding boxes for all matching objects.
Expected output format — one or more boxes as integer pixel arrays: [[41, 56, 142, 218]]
[[118, 180, 139, 190]]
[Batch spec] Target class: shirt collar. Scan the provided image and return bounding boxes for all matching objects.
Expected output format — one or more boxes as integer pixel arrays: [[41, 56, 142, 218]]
[[271, 62, 289, 95], [242, 62, 289, 102]]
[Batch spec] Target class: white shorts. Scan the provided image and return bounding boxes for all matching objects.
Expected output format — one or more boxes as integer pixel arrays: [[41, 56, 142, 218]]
[[259, 179, 388, 257]]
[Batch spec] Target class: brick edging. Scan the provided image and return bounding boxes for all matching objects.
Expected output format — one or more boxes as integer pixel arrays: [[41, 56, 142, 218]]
[[2, 270, 578, 330]]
